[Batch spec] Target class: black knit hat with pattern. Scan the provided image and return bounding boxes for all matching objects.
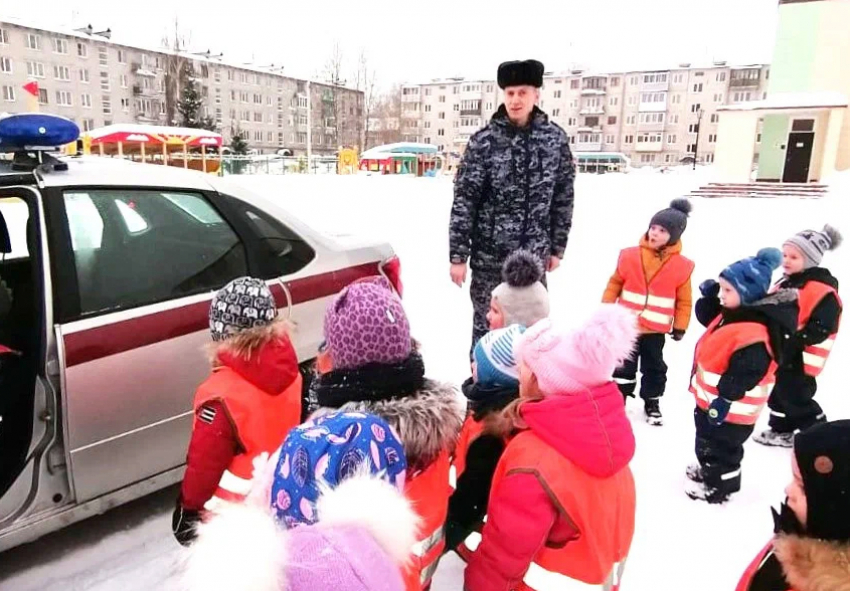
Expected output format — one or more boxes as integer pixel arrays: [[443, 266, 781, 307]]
[[209, 276, 278, 342], [794, 419, 850, 542]]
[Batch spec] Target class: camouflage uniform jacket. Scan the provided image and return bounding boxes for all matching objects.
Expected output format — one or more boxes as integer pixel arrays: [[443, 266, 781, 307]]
[[449, 105, 575, 272]]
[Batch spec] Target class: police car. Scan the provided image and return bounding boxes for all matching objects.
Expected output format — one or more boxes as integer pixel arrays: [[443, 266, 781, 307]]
[[0, 114, 400, 551]]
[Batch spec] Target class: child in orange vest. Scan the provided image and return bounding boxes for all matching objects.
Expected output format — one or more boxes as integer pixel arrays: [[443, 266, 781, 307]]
[[688, 249, 798, 504], [172, 277, 302, 546], [446, 324, 525, 559], [603, 199, 694, 425], [465, 306, 638, 591], [755, 225, 843, 448]]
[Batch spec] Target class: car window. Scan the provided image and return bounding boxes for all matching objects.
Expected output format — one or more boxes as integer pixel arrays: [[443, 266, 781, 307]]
[[63, 190, 248, 317], [0, 197, 31, 259], [225, 197, 315, 278]]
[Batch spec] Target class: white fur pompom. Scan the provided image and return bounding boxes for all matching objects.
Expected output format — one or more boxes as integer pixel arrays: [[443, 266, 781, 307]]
[[316, 471, 420, 565], [575, 304, 639, 370], [183, 502, 287, 591]]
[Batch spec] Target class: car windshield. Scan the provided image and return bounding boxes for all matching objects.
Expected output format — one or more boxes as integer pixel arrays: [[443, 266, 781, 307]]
[[162, 193, 224, 224]]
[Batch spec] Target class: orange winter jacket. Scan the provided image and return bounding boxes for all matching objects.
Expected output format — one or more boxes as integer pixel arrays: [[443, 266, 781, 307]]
[[603, 236, 694, 332]]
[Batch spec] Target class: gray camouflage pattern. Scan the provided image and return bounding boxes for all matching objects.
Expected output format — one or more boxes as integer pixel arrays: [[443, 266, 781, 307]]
[[449, 105, 575, 272]]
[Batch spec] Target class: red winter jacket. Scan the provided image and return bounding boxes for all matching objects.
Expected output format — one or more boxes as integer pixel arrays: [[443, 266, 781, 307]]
[[465, 384, 636, 591], [179, 339, 299, 512]]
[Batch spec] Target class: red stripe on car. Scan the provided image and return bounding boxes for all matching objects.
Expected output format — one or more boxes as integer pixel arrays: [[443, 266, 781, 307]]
[[64, 262, 380, 368]]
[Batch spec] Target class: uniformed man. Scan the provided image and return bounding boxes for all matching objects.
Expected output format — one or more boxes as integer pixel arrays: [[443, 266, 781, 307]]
[[449, 59, 575, 352]]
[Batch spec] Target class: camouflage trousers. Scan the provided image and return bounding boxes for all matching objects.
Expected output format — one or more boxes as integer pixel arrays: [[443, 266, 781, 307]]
[[469, 270, 504, 358]]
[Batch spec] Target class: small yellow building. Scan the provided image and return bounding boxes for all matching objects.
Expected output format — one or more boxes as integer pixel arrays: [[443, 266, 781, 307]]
[[715, 0, 850, 184]]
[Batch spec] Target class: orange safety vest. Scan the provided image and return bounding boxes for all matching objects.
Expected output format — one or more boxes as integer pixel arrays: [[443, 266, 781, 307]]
[[689, 317, 777, 425], [490, 431, 635, 590], [797, 282, 842, 378], [448, 416, 488, 562], [616, 247, 694, 333], [194, 367, 302, 511], [402, 450, 451, 591]]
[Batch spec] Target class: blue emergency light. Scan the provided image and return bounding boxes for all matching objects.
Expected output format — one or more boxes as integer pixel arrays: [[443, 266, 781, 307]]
[[0, 113, 80, 150]]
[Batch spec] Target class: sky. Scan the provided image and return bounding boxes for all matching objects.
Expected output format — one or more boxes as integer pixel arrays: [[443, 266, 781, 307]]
[[3, 0, 781, 89]]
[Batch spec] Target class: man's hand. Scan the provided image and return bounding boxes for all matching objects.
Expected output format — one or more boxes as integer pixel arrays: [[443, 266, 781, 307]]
[[450, 262, 468, 287], [547, 256, 561, 273]]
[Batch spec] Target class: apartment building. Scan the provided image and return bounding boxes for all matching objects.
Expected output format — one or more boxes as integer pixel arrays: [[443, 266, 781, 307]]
[[0, 18, 363, 155], [401, 63, 770, 166]]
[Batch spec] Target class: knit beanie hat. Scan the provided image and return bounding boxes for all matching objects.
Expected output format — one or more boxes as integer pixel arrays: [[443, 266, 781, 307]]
[[324, 276, 411, 370], [784, 225, 843, 270], [209, 277, 278, 342], [720, 248, 782, 305], [793, 420, 850, 542], [270, 412, 407, 528], [185, 473, 418, 591], [491, 251, 550, 328], [473, 324, 526, 388], [649, 198, 692, 245], [517, 305, 638, 396]]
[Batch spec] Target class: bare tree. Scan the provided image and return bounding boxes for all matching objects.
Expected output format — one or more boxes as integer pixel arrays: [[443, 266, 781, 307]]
[[372, 85, 403, 146], [161, 18, 191, 125], [353, 50, 378, 150], [322, 42, 345, 150]]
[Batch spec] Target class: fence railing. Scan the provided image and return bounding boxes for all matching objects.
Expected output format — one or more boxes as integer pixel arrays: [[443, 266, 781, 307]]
[[220, 155, 340, 175]]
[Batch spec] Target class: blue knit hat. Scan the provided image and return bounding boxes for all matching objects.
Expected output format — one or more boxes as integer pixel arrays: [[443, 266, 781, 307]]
[[270, 412, 407, 528], [720, 248, 782, 305], [473, 324, 526, 387]]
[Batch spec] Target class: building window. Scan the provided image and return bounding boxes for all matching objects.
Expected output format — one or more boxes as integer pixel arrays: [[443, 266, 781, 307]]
[[82, 118, 95, 132], [624, 135, 634, 144], [705, 153, 715, 163], [686, 143, 697, 153], [693, 83, 704, 93], [2, 85, 15, 102], [688, 123, 699, 133], [673, 73, 684, 84], [552, 108, 561, 117], [640, 92, 666, 103], [54, 65, 71, 81], [716, 72, 727, 82], [568, 118, 577, 126], [606, 135, 615, 144], [98, 47, 108, 66], [26, 33, 41, 50], [695, 71, 704, 77], [630, 76, 639, 85], [81, 93, 92, 108], [671, 94, 681, 105], [609, 97, 619, 107], [554, 90, 562, 99], [80, 68, 90, 83], [628, 95, 636, 106], [438, 129, 445, 137], [708, 134, 717, 143], [100, 71, 110, 91], [710, 113, 719, 124], [116, 49, 126, 63], [643, 72, 668, 84], [120, 74, 128, 88], [0, 28, 8, 45], [639, 112, 665, 124], [607, 116, 617, 125], [610, 77, 620, 87], [102, 96, 112, 114], [691, 103, 702, 113], [626, 115, 636, 125], [670, 114, 679, 124], [121, 97, 130, 111], [637, 133, 662, 144], [667, 134, 677, 144], [55, 90, 73, 106], [439, 112, 445, 120], [640, 154, 656, 164], [53, 38, 69, 54], [713, 93, 723, 103], [0, 56, 11, 74], [27, 61, 45, 78], [38, 88, 48, 104], [297, 95, 308, 109], [570, 79, 579, 89]]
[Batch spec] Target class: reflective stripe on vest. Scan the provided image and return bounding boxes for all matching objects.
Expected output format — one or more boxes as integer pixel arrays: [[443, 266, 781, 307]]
[[690, 367, 772, 425], [202, 469, 255, 511], [521, 560, 627, 591], [616, 247, 693, 333], [803, 336, 835, 377], [797, 282, 842, 378]]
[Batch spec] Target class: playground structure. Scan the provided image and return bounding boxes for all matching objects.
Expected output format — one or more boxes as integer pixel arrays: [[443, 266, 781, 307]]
[[359, 142, 443, 176], [80, 124, 224, 173]]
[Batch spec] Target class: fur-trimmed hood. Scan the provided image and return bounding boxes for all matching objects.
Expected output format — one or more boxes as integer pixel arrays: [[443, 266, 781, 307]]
[[313, 379, 463, 473], [774, 534, 850, 591]]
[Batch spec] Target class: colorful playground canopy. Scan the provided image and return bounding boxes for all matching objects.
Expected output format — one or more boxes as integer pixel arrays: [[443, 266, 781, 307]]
[[84, 124, 223, 148]]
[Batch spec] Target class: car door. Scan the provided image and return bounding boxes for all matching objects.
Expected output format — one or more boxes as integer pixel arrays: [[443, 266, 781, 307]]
[[46, 187, 251, 503]]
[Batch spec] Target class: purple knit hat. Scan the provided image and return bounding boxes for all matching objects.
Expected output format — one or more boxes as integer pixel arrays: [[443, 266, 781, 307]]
[[324, 276, 412, 370]]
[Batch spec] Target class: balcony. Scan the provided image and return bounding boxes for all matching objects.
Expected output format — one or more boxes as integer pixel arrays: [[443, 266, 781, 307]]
[[131, 63, 156, 77], [574, 140, 603, 152], [579, 106, 605, 116], [640, 74, 670, 91], [577, 125, 602, 133], [460, 109, 480, 116], [635, 140, 663, 152], [730, 71, 761, 88]]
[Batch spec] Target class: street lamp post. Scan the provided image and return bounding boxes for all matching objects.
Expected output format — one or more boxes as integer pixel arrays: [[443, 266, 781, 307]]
[[693, 108, 704, 170]]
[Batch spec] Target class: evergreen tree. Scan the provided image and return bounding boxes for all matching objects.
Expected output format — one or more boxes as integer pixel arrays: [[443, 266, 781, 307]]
[[176, 67, 217, 131], [229, 127, 249, 154]]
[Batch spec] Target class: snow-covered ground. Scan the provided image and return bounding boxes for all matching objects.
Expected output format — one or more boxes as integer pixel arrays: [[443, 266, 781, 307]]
[[1, 169, 848, 591]]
